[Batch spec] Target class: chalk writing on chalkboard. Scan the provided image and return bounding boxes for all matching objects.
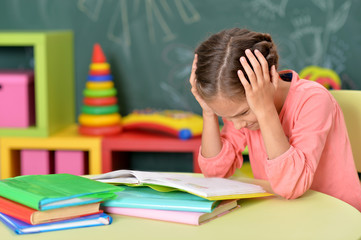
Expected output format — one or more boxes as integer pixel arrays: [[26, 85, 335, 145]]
[[289, 0, 351, 71], [248, 0, 288, 19], [78, 0, 200, 47], [78, 0, 104, 22], [161, 43, 194, 110]]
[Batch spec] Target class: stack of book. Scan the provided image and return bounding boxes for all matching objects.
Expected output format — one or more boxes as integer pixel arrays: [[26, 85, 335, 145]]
[[0, 173, 123, 234], [102, 185, 238, 225], [91, 170, 272, 225]]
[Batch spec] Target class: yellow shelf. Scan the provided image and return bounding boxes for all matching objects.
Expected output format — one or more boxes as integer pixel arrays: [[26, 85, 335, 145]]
[[0, 125, 102, 179]]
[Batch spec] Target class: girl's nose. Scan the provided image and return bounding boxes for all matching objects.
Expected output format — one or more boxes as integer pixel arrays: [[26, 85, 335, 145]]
[[232, 120, 246, 130]]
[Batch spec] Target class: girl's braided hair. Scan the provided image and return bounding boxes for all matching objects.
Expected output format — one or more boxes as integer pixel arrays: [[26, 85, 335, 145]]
[[195, 28, 279, 101]]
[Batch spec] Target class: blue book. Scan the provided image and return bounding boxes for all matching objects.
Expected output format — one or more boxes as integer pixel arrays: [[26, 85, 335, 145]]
[[101, 186, 219, 212], [0, 212, 112, 235]]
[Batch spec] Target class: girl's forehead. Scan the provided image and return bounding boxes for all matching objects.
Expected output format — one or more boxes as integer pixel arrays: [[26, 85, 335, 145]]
[[212, 93, 247, 106], [207, 96, 248, 117]]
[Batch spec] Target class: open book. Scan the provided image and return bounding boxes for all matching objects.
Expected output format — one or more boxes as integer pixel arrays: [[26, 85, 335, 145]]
[[91, 170, 272, 200]]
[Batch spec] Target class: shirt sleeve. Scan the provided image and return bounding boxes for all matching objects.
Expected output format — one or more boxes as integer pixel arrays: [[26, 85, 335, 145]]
[[198, 119, 247, 178], [265, 91, 335, 199]]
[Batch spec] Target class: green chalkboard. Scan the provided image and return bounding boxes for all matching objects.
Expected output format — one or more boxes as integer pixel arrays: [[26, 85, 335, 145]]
[[0, 0, 360, 117]]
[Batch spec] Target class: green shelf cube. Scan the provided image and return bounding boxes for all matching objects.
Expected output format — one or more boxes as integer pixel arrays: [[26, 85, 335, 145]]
[[0, 31, 74, 137]]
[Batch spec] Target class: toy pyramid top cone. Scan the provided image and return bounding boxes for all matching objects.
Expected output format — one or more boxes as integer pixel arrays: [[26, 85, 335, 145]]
[[92, 43, 107, 63], [78, 43, 122, 136]]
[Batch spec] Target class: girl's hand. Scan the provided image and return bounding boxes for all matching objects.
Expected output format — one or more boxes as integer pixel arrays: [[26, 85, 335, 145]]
[[237, 49, 279, 118], [189, 54, 215, 118]]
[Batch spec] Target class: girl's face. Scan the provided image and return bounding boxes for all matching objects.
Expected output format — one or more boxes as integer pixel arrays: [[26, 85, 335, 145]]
[[207, 95, 259, 130]]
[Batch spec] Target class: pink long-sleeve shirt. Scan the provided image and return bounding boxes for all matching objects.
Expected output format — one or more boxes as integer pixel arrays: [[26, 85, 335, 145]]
[[198, 70, 361, 211]]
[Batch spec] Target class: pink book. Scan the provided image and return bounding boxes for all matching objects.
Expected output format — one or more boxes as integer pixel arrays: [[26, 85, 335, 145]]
[[103, 200, 239, 225]]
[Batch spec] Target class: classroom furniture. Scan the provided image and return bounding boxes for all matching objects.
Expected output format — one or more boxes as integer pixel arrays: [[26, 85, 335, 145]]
[[330, 90, 361, 174], [0, 177, 360, 240], [20, 150, 53, 175], [0, 125, 101, 179], [0, 31, 74, 137], [101, 131, 202, 173], [0, 71, 35, 128]]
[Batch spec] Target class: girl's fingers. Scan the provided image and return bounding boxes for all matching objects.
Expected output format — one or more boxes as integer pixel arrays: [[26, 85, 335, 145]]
[[254, 49, 270, 82], [237, 70, 251, 93], [188, 54, 214, 114], [244, 49, 264, 83], [191, 87, 201, 101], [240, 56, 257, 87], [190, 82, 203, 103], [271, 65, 279, 89], [191, 82, 212, 112], [189, 54, 201, 102], [189, 54, 198, 87], [190, 79, 201, 101]]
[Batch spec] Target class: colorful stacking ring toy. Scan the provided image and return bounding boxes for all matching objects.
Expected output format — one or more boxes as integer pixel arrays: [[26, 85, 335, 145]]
[[83, 96, 117, 106], [78, 43, 122, 136], [90, 62, 110, 71], [87, 75, 113, 81], [83, 88, 117, 98], [79, 113, 121, 126], [86, 81, 114, 90], [79, 124, 122, 136], [81, 105, 119, 115], [89, 69, 111, 75]]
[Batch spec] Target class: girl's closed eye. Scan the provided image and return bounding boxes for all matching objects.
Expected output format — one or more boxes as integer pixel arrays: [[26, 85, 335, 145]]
[[232, 108, 250, 119]]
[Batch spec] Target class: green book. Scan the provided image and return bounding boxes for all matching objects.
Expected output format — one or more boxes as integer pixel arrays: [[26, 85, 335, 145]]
[[0, 174, 123, 210]]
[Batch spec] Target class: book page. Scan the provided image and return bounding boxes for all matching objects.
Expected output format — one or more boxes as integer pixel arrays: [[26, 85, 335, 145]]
[[139, 174, 266, 197], [92, 170, 266, 198], [95, 177, 139, 184], [90, 170, 139, 182]]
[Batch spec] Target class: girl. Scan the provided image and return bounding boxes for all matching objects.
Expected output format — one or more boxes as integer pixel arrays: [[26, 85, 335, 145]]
[[189, 28, 361, 211]]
